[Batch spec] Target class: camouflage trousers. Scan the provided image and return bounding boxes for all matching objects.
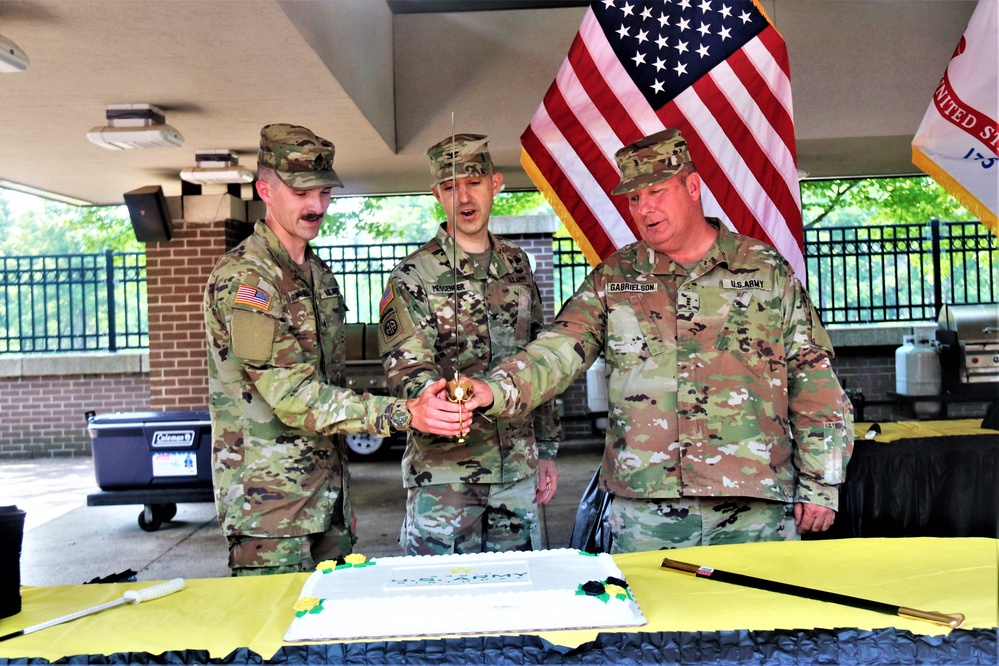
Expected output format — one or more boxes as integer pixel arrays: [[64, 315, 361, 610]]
[[227, 489, 355, 577], [606, 496, 799, 553], [400, 477, 541, 555]]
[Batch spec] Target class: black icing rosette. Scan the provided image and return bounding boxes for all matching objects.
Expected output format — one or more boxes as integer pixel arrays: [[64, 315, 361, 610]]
[[606, 576, 628, 589]]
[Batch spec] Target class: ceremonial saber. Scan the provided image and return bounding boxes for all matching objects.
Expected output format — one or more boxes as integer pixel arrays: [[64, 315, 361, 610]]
[[0, 578, 185, 642], [661, 559, 964, 629]]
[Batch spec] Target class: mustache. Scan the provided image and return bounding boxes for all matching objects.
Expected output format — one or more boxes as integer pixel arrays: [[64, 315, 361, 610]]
[[300, 213, 324, 223]]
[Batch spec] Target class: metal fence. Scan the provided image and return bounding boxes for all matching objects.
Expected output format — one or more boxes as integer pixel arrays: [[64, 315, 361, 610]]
[[803, 219, 997, 324], [1, 250, 147, 353], [1, 220, 996, 354], [313, 242, 422, 323], [551, 219, 997, 323]]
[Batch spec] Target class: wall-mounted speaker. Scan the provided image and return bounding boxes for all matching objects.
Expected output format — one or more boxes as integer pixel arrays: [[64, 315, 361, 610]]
[[124, 185, 173, 242]]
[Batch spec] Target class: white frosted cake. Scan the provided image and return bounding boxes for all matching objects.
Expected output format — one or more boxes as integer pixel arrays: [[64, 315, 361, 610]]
[[284, 548, 646, 642]]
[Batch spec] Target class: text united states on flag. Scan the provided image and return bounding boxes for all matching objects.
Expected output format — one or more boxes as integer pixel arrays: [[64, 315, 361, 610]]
[[521, 0, 804, 276]]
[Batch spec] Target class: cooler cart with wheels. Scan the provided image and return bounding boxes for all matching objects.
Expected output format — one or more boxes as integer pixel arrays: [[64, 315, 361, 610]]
[[85, 411, 215, 532]]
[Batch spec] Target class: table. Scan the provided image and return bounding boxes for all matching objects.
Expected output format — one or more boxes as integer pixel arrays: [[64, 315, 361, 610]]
[[826, 422, 998, 538], [0, 538, 995, 664], [571, 419, 998, 550]]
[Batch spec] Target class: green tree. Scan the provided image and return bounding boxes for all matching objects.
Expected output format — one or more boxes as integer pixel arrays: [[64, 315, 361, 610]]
[[0, 189, 140, 255], [800, 177, 975, 228], [321, 190, 552, 243]]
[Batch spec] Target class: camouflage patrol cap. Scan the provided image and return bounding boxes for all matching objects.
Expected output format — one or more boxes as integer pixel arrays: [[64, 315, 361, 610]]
[[258, 123, 344, 190], [610, 128, 692, 195], [427, 133, 493, 187]]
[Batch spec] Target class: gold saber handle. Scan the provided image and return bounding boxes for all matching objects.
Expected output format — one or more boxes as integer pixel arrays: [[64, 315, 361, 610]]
[[898, 607, 965, 628], [661, 558, 701, 575]]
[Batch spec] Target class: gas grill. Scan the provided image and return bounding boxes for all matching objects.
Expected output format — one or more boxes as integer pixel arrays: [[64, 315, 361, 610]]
[[935, 304, 999, 392]]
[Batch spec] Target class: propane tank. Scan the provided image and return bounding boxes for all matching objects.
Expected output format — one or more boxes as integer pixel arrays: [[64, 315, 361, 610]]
[[895, 335, 942, 418]]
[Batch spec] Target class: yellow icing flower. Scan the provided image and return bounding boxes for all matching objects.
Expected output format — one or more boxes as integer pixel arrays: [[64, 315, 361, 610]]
[[604, 584, 627, 599], [316, 560, 338, 572], [343, 553, 367, 566], [293, 596, 320, 613]]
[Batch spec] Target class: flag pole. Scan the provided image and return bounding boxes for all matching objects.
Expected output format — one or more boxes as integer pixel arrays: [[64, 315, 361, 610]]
[[661, 559, 964, 629]]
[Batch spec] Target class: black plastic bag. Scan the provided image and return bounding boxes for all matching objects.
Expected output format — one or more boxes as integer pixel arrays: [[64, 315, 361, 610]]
[[569, 464, 613, 553]]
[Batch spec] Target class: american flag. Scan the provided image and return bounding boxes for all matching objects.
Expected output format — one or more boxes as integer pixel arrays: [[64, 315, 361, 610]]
[[234, 285, 272, 311], [521, 0, 805, 276]]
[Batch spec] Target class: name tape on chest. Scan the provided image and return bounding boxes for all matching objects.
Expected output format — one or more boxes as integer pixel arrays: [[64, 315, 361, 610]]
[[721, 279, 771, 290], [288, 286, 340, 304], [608, 282, 659, 293], [431, 283, 470, 294]]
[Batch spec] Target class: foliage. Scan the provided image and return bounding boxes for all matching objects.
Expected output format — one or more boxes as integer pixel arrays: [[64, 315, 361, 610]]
[[2, 176, 979, 255], [0, 190, 140, 255], [800, 177, 975, 228], [321, 190, 552, 243]]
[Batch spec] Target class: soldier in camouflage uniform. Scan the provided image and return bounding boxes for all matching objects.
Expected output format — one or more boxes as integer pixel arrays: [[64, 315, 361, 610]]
[[204, 124, 473, 575], [378, 133, 562, 555], [465, 128, 853, 552]]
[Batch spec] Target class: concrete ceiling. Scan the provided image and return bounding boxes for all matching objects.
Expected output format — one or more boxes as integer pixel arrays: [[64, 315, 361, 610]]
[[0, 0, 978, 206]]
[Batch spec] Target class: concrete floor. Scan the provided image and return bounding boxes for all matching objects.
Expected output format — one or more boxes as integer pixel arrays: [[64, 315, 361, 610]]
[[1, 439, 604, 587]]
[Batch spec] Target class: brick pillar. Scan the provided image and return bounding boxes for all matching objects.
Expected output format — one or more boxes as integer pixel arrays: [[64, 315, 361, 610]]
[[143, 218, 228, 411]]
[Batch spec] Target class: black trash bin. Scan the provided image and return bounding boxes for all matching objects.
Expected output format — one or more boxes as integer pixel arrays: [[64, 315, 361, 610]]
[[87, 411, 213, 490], [0, 505, 26, 619]]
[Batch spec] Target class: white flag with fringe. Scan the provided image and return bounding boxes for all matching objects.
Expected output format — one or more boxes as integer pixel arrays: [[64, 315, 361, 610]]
[[912, 0, 998, 234]]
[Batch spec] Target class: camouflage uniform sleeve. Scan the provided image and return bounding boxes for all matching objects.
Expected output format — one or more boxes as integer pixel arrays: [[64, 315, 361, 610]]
[[782, 275, 854, 510], [486, 269, 605, 423], [527, 278, 562, 460], [378, 271, 440, 399], [212, 271, 398, 438]]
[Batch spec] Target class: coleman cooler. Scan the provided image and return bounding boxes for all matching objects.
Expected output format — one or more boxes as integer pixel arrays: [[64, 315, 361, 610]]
[[87, 411, 213, 491]]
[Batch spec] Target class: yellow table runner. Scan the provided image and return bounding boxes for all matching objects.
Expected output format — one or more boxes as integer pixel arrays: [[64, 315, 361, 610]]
[[0, 537, 995, 661], [855, 418, 996, 441]]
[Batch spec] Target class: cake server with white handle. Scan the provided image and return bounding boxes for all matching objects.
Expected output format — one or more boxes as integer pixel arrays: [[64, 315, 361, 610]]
[[0, 578, 185, 642]]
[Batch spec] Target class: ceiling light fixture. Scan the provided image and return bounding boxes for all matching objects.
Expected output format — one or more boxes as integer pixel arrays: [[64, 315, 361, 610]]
[[179, 149, 255, 184], [0, 33, 29, 72], [87, 104, 184, 150]]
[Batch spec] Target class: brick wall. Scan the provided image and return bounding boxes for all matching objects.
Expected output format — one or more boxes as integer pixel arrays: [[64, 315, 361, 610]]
[[0, 357, 150, 459], [144, 219, 227, 411]]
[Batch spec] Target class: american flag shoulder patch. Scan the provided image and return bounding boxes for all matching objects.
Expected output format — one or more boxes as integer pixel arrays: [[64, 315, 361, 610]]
[[379, 283, 395, 315], [234, 284, 272, 311]]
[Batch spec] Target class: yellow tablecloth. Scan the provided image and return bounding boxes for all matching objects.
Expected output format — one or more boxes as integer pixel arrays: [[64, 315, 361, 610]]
[[0, 538, 995, 662], [855, 418, 995, 442]]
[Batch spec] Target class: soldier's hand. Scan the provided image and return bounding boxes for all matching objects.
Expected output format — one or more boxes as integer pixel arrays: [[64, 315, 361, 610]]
[[461, 378, 495, 411], [408, 378, 474, 437], [535, 459, 559, 505], [794, 502, 835, 534]]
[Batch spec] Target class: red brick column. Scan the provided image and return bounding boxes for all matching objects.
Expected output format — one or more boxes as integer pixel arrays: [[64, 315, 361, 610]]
[[143, 219, 228, 411]]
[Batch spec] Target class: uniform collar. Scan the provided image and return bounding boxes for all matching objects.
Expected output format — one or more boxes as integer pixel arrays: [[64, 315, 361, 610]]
[[255, 220, 316, 279], [636, 218, 734, 275], [434, 223, 509, 279]]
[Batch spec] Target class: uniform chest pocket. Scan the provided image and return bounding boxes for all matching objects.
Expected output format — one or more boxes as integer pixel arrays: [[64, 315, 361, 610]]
[[604, 294, 668, 370], [316, 291, 345, 330], [714, 292, 785, 378], [284, 299, 319, 356], [485, 282, 532, 345]]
